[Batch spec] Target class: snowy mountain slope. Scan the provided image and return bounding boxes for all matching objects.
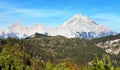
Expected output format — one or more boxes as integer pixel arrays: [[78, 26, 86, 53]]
[[48, 14, 116, 38], [0, 14, 116, 39], [0, 22, 46, 39]]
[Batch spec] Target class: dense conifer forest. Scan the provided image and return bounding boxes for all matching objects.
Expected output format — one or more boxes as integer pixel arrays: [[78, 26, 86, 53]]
[[0, 33, 120, 70]]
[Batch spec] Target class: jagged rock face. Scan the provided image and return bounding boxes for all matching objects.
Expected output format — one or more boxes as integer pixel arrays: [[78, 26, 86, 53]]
[[96, 39, 120, 55], [0, 14, 116, 39]]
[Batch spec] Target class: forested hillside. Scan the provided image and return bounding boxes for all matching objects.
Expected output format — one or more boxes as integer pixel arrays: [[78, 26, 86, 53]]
[[0, 33, 120, 70]]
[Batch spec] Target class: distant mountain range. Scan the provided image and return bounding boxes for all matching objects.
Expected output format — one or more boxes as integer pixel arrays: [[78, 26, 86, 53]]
[[0, 14, 116, 39]]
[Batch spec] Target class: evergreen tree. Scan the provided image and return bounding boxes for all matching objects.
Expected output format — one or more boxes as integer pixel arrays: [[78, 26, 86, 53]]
[[93, 54, 113, 70]]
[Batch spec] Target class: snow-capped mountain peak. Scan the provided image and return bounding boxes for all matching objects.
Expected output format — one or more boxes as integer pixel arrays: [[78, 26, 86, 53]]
[[0, 22, 46, 39], [62, 14, 96, 27], [48, 14, 116, 38], [0, 14, 116, 39]]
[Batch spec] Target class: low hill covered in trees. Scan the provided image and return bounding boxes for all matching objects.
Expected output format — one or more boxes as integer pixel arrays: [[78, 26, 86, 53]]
[[0, 33, 120, 70]]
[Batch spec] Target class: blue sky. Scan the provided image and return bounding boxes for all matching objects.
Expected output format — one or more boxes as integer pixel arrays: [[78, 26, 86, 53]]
[[0, 0, 120, 32]]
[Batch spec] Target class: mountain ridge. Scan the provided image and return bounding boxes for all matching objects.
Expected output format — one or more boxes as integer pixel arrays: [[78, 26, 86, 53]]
[[0, 14, 116, 39]]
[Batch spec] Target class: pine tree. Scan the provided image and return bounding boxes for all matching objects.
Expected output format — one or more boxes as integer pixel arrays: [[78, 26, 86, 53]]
[[93, 54, 113, 70]]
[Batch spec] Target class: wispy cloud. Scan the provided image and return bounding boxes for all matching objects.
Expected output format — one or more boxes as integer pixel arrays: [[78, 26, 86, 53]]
[[0, 2, 76, 28], [11, 8, 71, 18], [0, 0, 76, 18]]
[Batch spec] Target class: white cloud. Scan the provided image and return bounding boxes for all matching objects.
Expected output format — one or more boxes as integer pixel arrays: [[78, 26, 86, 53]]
[[0, 3, 75, 28], [0, 1, 74, 20], [11, 8, 71, 18]]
